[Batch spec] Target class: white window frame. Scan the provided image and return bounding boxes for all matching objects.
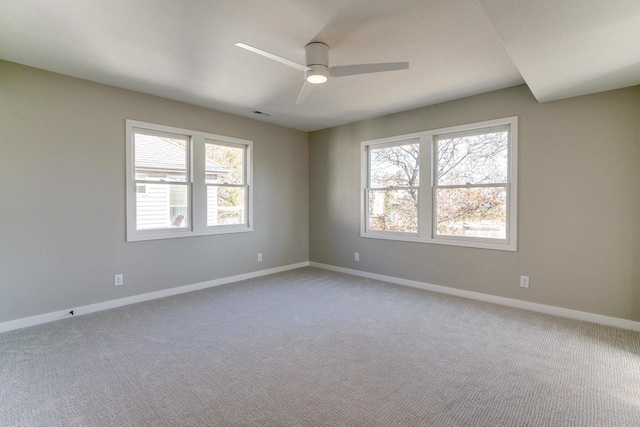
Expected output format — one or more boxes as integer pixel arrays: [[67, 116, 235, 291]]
[[363, 138, 423, 243], [361, 117, 517, 251], [126, 120, 253, 242], [204, 138, 250, 229]]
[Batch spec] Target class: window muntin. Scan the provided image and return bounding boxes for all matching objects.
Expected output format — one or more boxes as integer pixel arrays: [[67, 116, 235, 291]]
[[126, 120, 253, 242], [361, 117, 517, 251]]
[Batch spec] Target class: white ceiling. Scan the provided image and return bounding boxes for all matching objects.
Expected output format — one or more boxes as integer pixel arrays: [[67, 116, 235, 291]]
[[477, 0, 640, 102], [0, 0, 637, 132]]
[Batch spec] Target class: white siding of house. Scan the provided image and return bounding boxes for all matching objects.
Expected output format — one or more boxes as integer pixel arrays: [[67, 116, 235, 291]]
[[207, 187, 218, 226], [136, 184, 169, 229]]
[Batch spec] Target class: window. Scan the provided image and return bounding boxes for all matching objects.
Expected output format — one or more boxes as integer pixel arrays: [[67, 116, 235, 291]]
[[366, 139, 420, 234], [362, 117, 517, 251], [205, 140, 247, 227], [126, 120, 252, 241], [434, 126, 509, 240]]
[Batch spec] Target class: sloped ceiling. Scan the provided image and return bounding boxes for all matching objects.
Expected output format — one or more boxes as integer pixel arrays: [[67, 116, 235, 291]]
[[477, 0, 640, 102], [0, 0, 637, 131]]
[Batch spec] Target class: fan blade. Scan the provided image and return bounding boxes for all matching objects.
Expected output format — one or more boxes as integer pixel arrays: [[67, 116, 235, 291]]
[[296, 81, 314, 104], [329, 62, 409, 77], [235, 43, 311, 72]]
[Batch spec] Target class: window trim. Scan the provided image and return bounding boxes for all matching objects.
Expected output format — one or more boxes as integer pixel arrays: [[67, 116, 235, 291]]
[[126, 120, 253, 242], [361, 117, 517, 251]]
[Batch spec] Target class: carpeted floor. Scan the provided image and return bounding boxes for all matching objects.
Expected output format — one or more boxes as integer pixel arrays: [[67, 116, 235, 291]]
[[1, 267, 639, 426]]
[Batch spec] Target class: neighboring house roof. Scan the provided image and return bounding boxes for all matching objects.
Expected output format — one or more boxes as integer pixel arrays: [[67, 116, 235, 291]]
[[135, 133, 228, 174]]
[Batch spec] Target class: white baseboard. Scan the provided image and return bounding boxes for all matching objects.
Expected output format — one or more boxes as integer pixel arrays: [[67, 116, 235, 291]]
[[4, 260, 638, 334], [0, 261, 310, 334], [309, 262, 640, 332]]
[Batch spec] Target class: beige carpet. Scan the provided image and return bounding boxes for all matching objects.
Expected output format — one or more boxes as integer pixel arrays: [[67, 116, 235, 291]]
[[1, 267, 639, 426]]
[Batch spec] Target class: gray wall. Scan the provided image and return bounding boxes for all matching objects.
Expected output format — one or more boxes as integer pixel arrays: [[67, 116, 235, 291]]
[[0, 61, 309, 323], [309, 85, 640, 322], [2, 60, 638, 325]]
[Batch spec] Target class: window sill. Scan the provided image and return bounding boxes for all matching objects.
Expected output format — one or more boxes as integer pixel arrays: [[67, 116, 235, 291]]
[[127, 225, 253, 242], [360, 231, 516, 251]]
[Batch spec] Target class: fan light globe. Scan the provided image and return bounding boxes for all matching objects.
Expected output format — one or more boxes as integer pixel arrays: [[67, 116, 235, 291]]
[[307, 74, 328, 84], [306, 65, 328, 84]]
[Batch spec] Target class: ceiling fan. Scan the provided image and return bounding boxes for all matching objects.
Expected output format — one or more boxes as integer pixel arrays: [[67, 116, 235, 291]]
[[235, 42, 409, 104]]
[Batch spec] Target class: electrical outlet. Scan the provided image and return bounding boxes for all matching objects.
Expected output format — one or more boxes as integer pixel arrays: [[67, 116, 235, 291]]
[[520, 275, 529, 288], [114, 274, 124, 286], [354, 252, 360, 261], [258, 253, 263, 262]]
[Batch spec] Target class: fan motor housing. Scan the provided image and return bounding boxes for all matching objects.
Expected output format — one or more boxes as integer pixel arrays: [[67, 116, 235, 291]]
[[305, 42, 329, 67]]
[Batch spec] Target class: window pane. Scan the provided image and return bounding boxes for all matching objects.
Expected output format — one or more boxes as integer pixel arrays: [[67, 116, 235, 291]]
[[205, 142, 244, 185], [370, 143, 419, 188], [207, 186, 245, 226], [436, 187, 506, 239], [136, 184, 189, 230], [368, 189, 418, 233], [134, 130, 188, 182], [436, 130, 508, 185]]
